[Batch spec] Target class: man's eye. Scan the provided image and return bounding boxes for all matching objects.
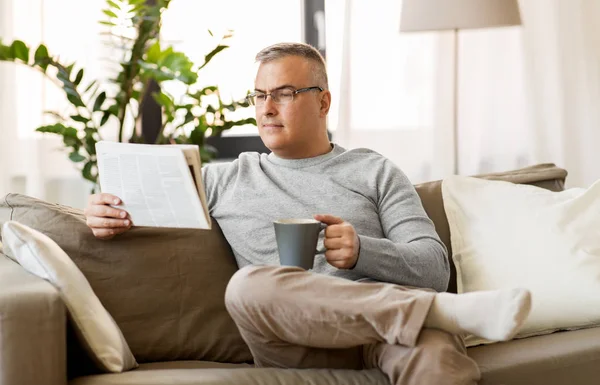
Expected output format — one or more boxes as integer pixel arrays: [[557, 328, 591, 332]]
[[278, 90, 294, 98], [255, 94, 267, 101]]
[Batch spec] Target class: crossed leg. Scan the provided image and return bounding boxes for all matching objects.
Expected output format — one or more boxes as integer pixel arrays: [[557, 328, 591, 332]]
[[225, 265, 482, 385]]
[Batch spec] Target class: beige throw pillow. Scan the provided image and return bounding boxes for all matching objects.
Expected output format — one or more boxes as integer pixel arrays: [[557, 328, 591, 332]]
[[1, 221, 138, 373], [442, 176, 600, 347]]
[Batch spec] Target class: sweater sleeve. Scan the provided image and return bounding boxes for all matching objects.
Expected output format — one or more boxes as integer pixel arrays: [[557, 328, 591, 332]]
[[352, 161, 450, 291], [201, 160, 239, 214]]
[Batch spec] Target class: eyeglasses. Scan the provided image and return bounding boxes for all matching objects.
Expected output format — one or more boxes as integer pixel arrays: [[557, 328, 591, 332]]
[[246, 86, 323, 106]]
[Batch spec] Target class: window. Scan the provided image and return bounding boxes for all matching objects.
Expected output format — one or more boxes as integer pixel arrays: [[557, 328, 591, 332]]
[[160, 0, 304, 136]]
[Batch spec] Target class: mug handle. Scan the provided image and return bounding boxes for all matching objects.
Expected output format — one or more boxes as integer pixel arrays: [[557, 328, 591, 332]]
[[316, 223, 327, 254]]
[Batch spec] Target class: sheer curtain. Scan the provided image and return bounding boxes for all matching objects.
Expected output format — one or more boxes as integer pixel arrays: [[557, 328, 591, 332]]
[[0, 0, 15, 198], [326, 0, 454, 184], [520, 0, 600, 188], [459, 0, 600, 187], [328, 0, 600, 188]]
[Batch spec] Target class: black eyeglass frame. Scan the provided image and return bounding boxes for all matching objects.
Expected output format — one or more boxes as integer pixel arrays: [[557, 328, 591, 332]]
[[246, 86, 324, 105]]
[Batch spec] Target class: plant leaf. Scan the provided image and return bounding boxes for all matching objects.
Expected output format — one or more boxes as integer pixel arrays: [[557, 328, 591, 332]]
[[102, 9, 118, 18], [69, 152, 86, 162], [43, 111, 66, 121], [84, 133, 97, 155], [74, 69, 84, 85], [10, 40, 29, 62], [200, 45, 228, 69], [70, 115, 90, 123], [93, 91, 107, 111], [84, 80, 98, 93], [146, 41, 161, 63], [36, 123, 67, 134], [106, 0, 120, 9], [0, 40, 13, 60], [151, 91, 174, 109], [33, 44, 49, 70], [67, 93, 86, 108], [82, 161, 96, 184], [100, 111, 111, 126]]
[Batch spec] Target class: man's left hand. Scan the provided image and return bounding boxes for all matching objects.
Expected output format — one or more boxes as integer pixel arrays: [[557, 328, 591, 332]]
[[314, 214, 360, 269]]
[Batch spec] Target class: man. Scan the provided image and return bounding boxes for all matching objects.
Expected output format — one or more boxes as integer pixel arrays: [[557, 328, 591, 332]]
[[84, 42, 531, 385]]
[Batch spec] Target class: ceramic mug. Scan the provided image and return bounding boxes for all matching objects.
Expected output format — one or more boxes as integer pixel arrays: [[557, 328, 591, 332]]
[[273, 219, 326, 270]]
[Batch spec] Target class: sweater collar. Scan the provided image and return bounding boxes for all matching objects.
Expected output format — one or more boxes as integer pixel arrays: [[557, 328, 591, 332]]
[[267, 143, 345, 169]]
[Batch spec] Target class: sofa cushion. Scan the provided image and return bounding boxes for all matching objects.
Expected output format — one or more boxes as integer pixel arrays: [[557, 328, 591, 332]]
[[414, 163, 567, 293], [70, 360, 389, 385], [1, 221, 138, 373], [0, 193, 252, 365], [468, 327, 600, 385], [443, 176, 600, 346]]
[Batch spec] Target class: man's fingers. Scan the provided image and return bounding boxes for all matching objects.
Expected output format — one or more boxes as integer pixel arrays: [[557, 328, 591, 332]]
[[85, 204, 128, 219], [314, 214, 344, 225], [92, 226, 130, 240], [324, 249, 346, 261], [100, 205, 128, 219], [324, 225, 345, 238], [92, 228, 116, 240], [323, 237, 353, 250], [87, 216, 130, 229], [325, 249, 357, 270], [89, 193, 122, 206]]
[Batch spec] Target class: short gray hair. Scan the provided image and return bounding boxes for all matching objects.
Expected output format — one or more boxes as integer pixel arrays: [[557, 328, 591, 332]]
[[255, 42, 329, 90]]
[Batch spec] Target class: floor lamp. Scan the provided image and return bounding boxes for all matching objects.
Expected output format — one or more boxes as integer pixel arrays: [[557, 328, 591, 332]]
[[400, 0, 522, 174]]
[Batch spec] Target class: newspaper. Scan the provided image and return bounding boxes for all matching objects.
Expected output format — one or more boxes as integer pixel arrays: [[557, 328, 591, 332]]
[[95, 141, 211, 229]]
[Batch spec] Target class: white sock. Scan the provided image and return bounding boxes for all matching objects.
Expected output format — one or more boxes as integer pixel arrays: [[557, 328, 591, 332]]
[[424, 288, 532, 341]]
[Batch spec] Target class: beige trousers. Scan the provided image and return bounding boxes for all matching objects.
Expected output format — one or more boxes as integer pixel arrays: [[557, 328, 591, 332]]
[[225, 265, 481, 385]]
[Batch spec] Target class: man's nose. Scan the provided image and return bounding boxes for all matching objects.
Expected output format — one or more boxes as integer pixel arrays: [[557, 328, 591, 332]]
[[262, 95, 278, 115]]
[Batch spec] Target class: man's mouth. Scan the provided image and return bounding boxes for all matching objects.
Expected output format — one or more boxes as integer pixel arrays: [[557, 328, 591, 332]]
[[262, 123, 284, 129]]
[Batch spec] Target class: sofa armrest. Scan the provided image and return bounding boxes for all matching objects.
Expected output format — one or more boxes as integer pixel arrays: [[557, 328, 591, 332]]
[[0, 254, 67, 385]]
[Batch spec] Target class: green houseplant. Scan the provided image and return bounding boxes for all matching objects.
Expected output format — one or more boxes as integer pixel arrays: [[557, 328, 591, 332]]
[[0, 0, 255, 188]]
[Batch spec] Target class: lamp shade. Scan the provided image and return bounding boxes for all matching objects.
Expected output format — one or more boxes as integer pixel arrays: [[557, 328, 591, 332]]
[[400, 0, 522, 32]]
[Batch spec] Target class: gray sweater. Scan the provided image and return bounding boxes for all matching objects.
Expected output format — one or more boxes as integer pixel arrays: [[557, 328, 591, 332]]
[[202, 144, 449, 291]]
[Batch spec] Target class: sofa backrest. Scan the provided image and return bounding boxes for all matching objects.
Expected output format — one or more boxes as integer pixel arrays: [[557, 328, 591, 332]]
[[0, 194, 253, 374], [0, 163, 569, 370], [415, 163, 567, 293]]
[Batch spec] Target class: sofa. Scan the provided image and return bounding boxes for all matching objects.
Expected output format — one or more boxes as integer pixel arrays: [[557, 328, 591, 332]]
[[0, 163, 599, 385]]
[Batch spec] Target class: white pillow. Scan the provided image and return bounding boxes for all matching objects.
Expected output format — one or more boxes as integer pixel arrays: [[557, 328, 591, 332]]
[[442, 176, 600, 347], [1, 221, 138, 372]]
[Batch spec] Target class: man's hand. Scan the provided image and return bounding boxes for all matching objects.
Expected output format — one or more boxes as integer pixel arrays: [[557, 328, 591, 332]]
[[313, 214, 360, 269], [83, 193, 132, 240]]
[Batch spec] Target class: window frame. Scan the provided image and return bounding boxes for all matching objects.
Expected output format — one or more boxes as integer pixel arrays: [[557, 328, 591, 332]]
[[141, 0, 325, 160]]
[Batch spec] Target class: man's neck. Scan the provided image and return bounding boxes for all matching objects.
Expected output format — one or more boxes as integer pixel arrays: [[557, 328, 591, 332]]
[[272, 142, 333, 160]]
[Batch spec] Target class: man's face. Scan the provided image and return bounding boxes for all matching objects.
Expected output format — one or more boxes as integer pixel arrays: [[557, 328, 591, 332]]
[[253, 55, 329, 158]]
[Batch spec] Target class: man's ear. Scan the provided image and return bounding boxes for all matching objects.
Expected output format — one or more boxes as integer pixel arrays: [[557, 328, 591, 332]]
[[320, 90, 332, 117]]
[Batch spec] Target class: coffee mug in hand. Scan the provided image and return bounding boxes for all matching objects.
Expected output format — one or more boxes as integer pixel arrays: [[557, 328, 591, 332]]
[[273, 219, 326, 270]]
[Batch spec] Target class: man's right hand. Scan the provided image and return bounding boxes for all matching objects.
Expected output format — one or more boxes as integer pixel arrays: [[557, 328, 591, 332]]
[[84, 193, 132, 240]]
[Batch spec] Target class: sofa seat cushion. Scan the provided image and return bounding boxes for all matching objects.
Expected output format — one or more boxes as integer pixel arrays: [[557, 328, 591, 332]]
[[69, 361, 388, 385], [468, 327, 600, 385]]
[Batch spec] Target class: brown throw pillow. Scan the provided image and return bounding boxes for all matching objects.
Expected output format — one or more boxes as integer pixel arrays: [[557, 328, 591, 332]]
[[0, 193, 252, 364]]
